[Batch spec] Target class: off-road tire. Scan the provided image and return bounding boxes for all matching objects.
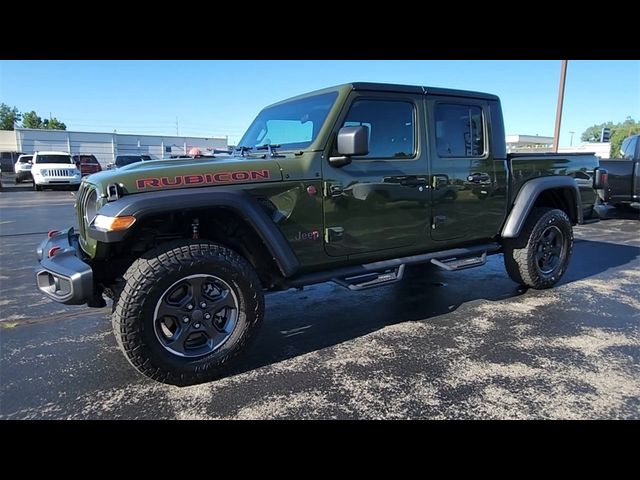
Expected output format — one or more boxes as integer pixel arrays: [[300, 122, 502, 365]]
[[503, 207, 573, 289], [111, 240, 264, 386]]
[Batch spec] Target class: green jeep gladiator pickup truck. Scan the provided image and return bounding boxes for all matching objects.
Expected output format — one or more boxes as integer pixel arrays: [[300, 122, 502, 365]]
[[35, 82, 607, 385]]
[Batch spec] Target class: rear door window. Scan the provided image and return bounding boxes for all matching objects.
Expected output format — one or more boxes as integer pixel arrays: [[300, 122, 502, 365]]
[[434, 104, 485, 157]]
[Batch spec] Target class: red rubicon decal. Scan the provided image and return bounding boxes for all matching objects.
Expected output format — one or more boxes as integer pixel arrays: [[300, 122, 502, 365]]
[[136, 170, 271, 190]]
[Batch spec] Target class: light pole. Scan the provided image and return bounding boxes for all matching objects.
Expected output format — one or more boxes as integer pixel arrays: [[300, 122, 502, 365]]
[[569, 131, 575, 147], [553, 60, 568, 153]]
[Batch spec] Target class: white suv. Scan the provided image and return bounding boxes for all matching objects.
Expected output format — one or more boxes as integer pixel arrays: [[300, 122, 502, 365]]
[[31, 151, 82, 191], [14, 154, 33, 183]]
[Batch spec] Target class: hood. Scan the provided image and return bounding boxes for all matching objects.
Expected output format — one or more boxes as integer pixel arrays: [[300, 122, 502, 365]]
[[86, 155, 283, 194]]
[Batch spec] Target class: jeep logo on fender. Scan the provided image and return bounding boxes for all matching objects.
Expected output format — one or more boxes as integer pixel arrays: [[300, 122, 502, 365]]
[[136, 170, 271, 190]]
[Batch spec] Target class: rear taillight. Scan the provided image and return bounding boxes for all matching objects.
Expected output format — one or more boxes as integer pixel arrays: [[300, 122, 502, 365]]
[[47, 230, 59, 238], [48, 246, 61, 257], [594, 168, 608, 190]]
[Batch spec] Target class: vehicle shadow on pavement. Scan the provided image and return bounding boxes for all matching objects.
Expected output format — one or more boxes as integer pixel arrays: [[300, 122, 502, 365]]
[[599, 205, 640, 221], [565, 239, 639, 283], [227, 238, 639, 378]]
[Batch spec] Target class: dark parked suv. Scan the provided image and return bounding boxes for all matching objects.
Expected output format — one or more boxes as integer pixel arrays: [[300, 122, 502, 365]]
[[0, 151, 24, 171], [73, 154, 102, 176], [108, 154, 153, 170]]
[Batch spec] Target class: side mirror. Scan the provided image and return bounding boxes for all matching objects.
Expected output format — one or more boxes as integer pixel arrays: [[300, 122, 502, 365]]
[[329, 126, 369, 167]]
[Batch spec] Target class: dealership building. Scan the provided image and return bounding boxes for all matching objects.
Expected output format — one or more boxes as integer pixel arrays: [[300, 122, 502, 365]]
[[0, 128, 229, 167], [506, 134, 611, 158]]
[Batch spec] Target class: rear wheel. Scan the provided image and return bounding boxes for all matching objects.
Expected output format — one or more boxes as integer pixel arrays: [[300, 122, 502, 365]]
[[112, 240, 264, 386], [503, 207, 573, 289]]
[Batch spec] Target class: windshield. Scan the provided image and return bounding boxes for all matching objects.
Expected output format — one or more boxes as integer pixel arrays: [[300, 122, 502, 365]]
[[36, 154, 73, 164], [239, 91, 338, 150]]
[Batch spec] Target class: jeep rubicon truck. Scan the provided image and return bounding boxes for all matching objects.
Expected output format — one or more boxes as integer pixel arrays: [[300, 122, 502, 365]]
[[35, 82, 607, 385]]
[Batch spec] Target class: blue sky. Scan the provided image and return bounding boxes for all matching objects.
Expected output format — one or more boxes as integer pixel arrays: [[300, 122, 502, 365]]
[[1, 60, 638, 146]]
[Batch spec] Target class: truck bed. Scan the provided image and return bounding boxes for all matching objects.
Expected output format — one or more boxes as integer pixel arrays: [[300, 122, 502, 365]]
[[507, 152, 599, 218], [599, 159, 640, 204]]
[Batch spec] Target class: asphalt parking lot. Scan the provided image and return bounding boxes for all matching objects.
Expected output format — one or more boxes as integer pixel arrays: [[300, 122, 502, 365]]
[[1, 186, 639, 419]]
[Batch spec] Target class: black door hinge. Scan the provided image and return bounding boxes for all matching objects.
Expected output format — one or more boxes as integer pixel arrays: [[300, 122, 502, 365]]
[[324, 182, 344, 198], [325, 227, 344, 242], [432, 215, 447, 229]]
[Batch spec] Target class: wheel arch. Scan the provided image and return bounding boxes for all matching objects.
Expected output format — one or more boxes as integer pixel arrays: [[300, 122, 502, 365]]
[[502, 176, 582, 239], [89, 187, 299, 278]]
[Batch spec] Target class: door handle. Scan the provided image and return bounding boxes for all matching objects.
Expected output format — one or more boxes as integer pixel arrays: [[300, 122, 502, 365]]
[[467, 172, 491, 183], [400, 177, 428, 187]]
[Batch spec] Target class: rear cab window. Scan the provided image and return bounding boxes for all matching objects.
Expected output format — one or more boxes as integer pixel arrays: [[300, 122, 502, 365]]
[[621, 137, 638, 159]]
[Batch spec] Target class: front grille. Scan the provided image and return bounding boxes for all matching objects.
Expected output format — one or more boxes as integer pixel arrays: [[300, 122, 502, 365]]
[[44, 169, 74, 177], [77, 183, 96, 239]]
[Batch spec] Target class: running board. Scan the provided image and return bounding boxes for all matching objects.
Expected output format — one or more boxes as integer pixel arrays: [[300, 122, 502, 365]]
[[285, 242, 501, 289], [333, 265, 405, 291], [430, 252, 486, 271]]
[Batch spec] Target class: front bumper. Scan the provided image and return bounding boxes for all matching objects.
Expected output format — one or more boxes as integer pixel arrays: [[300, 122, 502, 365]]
[[34, 176, 81, 186], [35, 228, 94, 305]]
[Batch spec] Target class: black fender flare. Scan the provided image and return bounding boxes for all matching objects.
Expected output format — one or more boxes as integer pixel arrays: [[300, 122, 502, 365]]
[[502, 176, 582, 238], [88, 187, 299, 277]]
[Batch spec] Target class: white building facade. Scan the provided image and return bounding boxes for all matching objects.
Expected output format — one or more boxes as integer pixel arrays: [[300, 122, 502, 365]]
[[506, 134, 610, 159], [1, 128, 228, 167]]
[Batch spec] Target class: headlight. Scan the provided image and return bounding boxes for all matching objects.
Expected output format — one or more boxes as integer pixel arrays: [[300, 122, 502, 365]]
[[93, 215, 136, 232], [84, 190, 98, 225]]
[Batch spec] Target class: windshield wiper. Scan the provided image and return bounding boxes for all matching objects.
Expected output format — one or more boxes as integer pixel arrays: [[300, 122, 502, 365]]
[[255, 144, 285, 158], [234, 146, 253, 157]]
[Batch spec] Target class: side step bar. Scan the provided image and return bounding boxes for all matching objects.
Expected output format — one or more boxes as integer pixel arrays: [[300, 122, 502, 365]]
[[333, 265, 405, 291], [286, 243, 501, 289], [431, 252, 487, 271]]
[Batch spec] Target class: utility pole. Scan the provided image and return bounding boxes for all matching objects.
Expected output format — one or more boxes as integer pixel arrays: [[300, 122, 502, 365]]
[[176, 117, 179, 136], [552, 60, 568, 153], [569, 131, 575, 147]]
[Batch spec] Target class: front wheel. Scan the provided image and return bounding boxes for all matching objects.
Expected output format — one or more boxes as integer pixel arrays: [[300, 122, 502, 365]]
[[112, 240, 265, 386], [503, 207, 573, 289]]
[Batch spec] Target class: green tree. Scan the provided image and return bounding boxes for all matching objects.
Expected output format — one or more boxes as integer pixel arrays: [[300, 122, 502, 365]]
[[0, 103, 21, 130], [22, 111, 44, 129], [581, 117, 640, 157], [42, 117, 67, 130]]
